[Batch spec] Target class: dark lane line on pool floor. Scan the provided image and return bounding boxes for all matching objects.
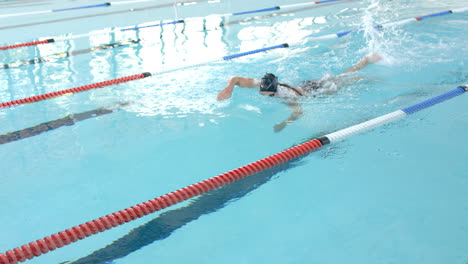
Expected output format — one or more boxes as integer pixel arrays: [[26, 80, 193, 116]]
[[0, 103, 127, 145], [67, 150, 312, 264]]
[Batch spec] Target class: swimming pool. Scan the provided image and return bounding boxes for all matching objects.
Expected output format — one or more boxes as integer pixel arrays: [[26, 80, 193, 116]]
[[0, 0, 467, 263]]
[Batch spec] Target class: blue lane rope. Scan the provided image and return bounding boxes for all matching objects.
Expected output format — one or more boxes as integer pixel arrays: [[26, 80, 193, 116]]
[[326, 8, 466, 40], [402, 86, 466, 115], [232, 6, 280, 16], [0, 0, 186, 19], [51, 3, 111, 12], [336, 29, 355, 38], [222, 44, 289, 60], [324, 86, 467, 143], [336, 25, 381, 38], [120, 20, 185, 32], [316, 0, 346, 3], [231, 0, 351, 16], [0, 2, 113, 18], [416, 10, 453, 20], [152, 43, 293, 75]]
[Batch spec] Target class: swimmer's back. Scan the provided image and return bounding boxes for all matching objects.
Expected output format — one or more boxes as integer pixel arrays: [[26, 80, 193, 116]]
[[298, 79, 321, 93]]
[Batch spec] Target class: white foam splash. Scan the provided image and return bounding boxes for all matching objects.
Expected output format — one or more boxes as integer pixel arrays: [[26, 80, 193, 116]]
[[359, 0, 405, 66], [239, 104, 262, 114]]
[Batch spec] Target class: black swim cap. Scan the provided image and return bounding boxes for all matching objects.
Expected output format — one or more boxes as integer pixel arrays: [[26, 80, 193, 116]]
[[260, 73, 278, 93]]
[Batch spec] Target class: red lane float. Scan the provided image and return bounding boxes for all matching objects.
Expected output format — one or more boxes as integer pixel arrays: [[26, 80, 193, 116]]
[[0, 39, 54, 51], [0, 73, 151, 109], [0, 139, 323, 264]]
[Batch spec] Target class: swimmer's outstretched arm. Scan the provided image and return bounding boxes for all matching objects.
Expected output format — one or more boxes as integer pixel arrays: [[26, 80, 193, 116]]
[[217, 76, 257, 101], [274, 101, 303, 132]]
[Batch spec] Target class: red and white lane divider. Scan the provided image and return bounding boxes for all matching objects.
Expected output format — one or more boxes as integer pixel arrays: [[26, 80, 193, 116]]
[[0, 73, 150, 109]]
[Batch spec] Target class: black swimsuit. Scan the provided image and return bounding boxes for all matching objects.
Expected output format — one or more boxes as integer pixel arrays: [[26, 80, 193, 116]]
[[298, 79, 321, 93], [279, 79, 322, 97]]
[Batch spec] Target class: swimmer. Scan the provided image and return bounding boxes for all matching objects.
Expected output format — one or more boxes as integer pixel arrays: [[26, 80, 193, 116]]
[[217, 53, 382, 132]]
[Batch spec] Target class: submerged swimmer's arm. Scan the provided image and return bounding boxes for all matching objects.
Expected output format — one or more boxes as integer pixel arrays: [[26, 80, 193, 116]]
[[274, 101, 303, 132], [217, 77, 258, 101]]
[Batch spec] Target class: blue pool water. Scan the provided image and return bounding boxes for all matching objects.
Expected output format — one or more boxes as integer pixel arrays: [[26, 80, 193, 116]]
[[0, 0, 467, 263]]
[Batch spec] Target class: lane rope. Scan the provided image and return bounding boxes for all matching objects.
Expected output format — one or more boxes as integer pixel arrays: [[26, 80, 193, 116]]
[[310, 7, 468, 40], [0, 73, 150, 109], [1, 39, 140, 70], [0, 0, 355, 51], [0, 0, 171, 19], [0, 85, 465, 264], [0, 3, 110, 18], [0, 0, 208, 31]]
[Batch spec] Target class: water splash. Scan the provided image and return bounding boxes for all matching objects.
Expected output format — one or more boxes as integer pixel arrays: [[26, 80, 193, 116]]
[[361, 0, 383, 51], [361, 0, 451, 70], [360, 0, 402, 65]]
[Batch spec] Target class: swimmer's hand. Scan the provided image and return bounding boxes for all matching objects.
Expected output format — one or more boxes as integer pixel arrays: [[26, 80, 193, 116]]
[[274, 121, 290, 132], [274, 102, 303, 132], [217, 87, 233, 101], [274, 122, 287, 132]]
